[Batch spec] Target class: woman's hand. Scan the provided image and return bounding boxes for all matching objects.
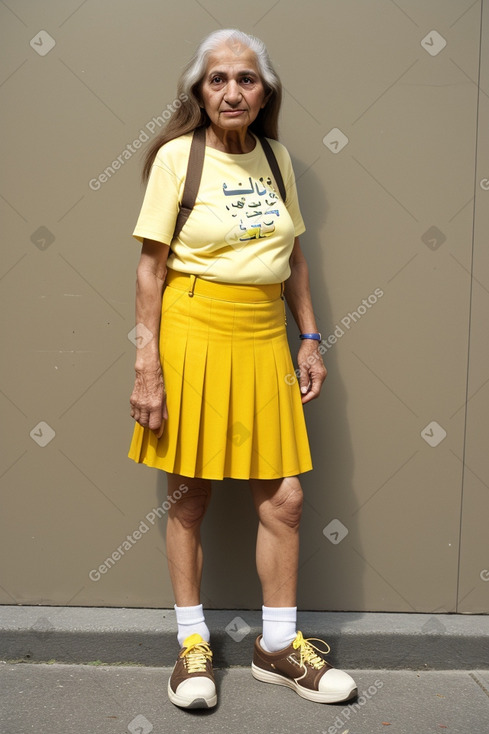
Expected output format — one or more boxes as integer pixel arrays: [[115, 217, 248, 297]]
[[297, 339, 327, 404], [130, 365, 168, 438]]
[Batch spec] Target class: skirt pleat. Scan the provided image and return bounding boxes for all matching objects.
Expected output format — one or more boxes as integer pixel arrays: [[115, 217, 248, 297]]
[[195, 301, 233, 477], [161, 323, 188, 470], [271, 336, 303, 475], [249, 337, 280, 477], [128, 270, 312, 480], [224, 311, 256, 478]]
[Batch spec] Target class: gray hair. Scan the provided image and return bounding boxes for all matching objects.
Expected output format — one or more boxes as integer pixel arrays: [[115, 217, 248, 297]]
[[183, 28, 281, 101], [142, 29, 282, 182]]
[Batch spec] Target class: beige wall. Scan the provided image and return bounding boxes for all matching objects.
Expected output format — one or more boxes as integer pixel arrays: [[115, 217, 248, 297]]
[[1, 0, 488, 613]]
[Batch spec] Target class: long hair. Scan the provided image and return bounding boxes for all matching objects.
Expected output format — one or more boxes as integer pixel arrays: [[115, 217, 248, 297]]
[[141, 29, 282, 182]]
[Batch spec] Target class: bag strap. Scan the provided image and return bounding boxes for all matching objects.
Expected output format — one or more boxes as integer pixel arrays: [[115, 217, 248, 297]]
[[172, 128, 286, 240], [258, 136, 286, 203], [173, 126, 207, 239]]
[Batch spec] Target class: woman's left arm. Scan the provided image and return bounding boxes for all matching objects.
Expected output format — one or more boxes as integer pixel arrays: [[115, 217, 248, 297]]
[[284, 237, 327, 403]]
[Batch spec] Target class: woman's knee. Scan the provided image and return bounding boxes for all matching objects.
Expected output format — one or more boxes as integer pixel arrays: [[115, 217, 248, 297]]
[[167, 476, 212, 529], [257, 478, 304, 530]]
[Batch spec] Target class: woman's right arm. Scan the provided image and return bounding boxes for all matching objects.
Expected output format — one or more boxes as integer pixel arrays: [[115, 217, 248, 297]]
[[129, 238, 170, 438]]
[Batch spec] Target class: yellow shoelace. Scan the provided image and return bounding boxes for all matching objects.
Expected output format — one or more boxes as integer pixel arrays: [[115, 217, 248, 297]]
[[180, 640, 213, 674], [292, 631, 331, 670]]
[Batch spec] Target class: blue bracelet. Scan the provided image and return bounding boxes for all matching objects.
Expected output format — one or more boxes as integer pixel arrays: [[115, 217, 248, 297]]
[[299, 332, 322, 341]]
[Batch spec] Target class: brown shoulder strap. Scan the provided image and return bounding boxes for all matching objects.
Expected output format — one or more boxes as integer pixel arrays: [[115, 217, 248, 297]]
[[173, 126, 206, 239], [259, 137, 286, 202]]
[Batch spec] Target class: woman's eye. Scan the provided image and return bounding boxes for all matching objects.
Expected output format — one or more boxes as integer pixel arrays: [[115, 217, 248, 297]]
[[242, 77, 253, 84], [211, 76, 222, 84]]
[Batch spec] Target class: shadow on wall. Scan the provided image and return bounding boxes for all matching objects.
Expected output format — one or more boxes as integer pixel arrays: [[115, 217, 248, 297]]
[[152, 159, 365, 637]]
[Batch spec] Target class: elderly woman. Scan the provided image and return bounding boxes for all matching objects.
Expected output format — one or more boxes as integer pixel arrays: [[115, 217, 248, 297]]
[[128, 28, 356, 709]]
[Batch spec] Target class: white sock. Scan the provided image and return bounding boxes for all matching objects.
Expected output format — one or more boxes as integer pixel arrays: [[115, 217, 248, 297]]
[[261, 605, 297, 652], [174, 603, 210, 647]]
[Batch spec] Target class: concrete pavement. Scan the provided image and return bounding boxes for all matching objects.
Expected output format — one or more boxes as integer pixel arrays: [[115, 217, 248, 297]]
[[1, 663, 489, 734]]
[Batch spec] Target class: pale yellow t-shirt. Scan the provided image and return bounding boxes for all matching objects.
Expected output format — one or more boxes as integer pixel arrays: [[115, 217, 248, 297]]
[[132, 131, 306, 284]]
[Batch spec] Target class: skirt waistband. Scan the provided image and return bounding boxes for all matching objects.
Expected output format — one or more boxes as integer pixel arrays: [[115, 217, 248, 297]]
[[165, 269, 284, 302]]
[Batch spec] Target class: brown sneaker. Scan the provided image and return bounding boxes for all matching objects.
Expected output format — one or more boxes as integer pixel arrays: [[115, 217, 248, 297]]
[[252, 631, 357, 703], [167, 633, 217, 709]]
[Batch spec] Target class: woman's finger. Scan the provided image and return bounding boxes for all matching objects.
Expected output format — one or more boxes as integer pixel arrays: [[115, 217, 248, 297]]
[[299, 362, 326, 403], [299, 363, 311, 396], [138, 410, 150, 427], [154, 419, 166, 439]]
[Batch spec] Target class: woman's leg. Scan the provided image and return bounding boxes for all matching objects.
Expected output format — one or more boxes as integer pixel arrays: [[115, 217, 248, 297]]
[[166, 473, 212, 606], [249, 475, 357, 702], [249, 475, 303, 607], [166, 473, 217, 710]]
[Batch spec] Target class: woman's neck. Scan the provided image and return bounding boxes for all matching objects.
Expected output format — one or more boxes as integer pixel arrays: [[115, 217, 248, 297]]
[[205, 125, 256, 154]]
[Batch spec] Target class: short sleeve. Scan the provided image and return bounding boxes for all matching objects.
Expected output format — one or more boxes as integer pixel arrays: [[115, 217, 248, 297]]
[[132, 142, 184, 245]]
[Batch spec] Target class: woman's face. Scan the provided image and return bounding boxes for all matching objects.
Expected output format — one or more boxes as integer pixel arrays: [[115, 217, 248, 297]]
[[200, 42, 268, 133]]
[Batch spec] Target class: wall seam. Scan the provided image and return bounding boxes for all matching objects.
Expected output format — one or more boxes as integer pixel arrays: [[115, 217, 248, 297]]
[[455, 0, 485, 612]]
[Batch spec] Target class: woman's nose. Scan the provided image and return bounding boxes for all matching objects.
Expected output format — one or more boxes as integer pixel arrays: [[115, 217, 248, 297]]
[[224, 80, 241, 103]]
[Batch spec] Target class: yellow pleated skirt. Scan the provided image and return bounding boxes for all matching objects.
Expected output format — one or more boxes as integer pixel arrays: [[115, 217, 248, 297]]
[[127, 269, 312, 480]]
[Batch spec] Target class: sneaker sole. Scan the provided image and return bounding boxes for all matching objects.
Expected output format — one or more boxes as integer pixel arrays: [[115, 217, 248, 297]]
[[251, 663, 357, 704], [167, 679, 217, 709]]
